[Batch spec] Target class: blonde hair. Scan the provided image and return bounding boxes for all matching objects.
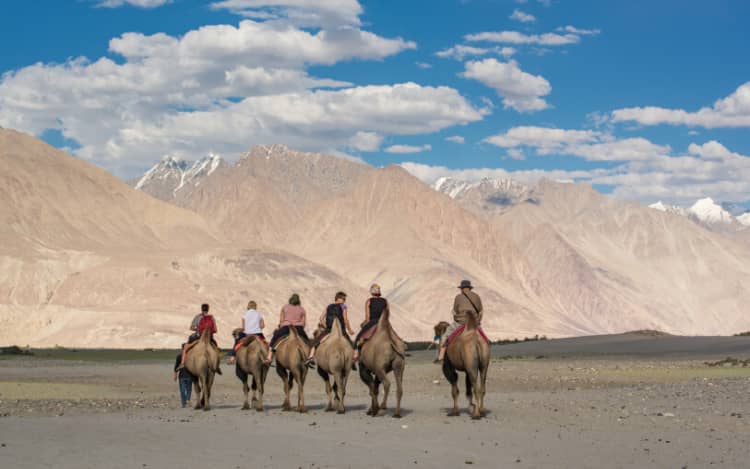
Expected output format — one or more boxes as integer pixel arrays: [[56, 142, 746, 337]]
[[247, 300, 257, 310], [370, 283, 381, 296]]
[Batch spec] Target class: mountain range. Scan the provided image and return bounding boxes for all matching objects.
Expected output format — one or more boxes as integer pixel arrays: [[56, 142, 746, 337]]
[[2, 128, 750, 347]]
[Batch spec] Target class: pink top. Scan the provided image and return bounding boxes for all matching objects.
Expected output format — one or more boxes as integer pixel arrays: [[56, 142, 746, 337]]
[[280, 304, 306, 327]]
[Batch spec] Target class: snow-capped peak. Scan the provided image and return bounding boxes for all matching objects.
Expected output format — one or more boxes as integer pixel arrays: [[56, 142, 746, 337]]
[[648, 201, 687, 215], [433, 176, 527, 200], [688, 197, 734, 225], [133, 153, 225, 199]]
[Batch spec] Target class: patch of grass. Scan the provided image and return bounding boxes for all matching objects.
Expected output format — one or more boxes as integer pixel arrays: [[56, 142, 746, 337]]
[[24, 349, 179, 362], [705, 357, 750, 367], [734, 331, 750, 337], [0, 346, 33, 356]]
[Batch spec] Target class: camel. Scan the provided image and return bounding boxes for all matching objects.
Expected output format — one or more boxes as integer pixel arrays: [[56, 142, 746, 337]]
[[358, 307, 405, 418], [313, 318, 353, 414], [274, 325, 310, 412], [184, 328, 221, 411], [234, 333, 270, 411], [441, 311, 490, 419]]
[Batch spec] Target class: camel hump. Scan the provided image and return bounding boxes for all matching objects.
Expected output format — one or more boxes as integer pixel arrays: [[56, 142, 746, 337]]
[[330, 315, 343, 336], [464, 310, 479, 331]]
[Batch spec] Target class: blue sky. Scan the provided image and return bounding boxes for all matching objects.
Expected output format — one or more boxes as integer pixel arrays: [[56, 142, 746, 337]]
[[1, 0, 749, 206]]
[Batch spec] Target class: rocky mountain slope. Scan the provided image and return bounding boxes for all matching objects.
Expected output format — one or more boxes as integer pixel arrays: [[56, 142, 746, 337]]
[[4, 131, 750, 347]]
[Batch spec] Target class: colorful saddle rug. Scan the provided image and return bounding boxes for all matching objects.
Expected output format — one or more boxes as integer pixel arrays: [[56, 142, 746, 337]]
[[233, 334, 267, 353], [356, 325, 378, 347], [446, 325, 490, 348]]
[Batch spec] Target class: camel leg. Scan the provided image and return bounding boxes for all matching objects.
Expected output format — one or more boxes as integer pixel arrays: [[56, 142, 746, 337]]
[[241, 377, 250, 410], [449, 379, 460, 417], [333, 370, 346, 414], [359, 365, 379, 416], [256, 367, 266, 412], [296, 366, 307, 413], [376, 369, 390, 414], [392, 360, 404, 419], [193, 378, 203, 410], [204, 372, 214, 411], [478, 363, 488, 416], [277, 366, 291, 411], [317, 366, 334, 411], [466, 368, 481, 420]]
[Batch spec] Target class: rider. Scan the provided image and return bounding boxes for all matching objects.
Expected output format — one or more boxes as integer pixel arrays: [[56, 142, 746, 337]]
[[179, 303, 220, 373], [306, 291, 355, 364], [228, 300, 266, 364], [264, 293, 309, 364], [436, 280, 483, 363], [352, 284, 389, 362]]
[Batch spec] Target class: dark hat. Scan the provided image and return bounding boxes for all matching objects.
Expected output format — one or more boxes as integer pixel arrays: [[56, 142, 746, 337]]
[[458, 280, 474, 289]]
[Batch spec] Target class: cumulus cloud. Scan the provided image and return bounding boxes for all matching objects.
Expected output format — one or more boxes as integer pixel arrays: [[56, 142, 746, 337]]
[[611, 81, 750, 128], [485, 126, 670, 161], [415, 61, 432, 69], [445, 135, 465, 144], [384, 143, 433, 154], [0, 18, 458, 177], [349, 131, 383, 152], [466, 30, 580, 46], [461, 59, 551, 112], [435, 45, 515, 61], [95, 0, 171, 8], [210, 0, 363, 28], [406, 138, 750, 205], [510, 9, 536, 23], [400, 162, 595, 186]]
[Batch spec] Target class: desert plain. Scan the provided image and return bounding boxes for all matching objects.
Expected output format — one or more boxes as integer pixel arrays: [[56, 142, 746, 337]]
[[1, 332, 749, 469]]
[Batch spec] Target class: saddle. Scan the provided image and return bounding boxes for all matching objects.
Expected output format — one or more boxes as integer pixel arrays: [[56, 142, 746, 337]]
[[233, 335, 268, 353], [357, 324, 378, 347], [446, 325, 489, 348]]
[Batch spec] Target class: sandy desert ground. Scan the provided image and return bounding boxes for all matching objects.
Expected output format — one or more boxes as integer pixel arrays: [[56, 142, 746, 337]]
[[1, 334, 750, 468]]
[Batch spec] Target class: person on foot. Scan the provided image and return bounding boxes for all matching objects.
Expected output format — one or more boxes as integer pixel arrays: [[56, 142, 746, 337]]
[[306, 291, 355, 364], [436, 280, 483, 363], [264, 294, 309, 364], [352, 284, 389, 362], [173, 343, 192, 408]]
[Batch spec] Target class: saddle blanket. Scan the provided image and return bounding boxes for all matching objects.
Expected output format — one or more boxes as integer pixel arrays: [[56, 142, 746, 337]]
[[357, 325, 378, 346], [446, 325, 489, 348], [233, 335, 267, 353]]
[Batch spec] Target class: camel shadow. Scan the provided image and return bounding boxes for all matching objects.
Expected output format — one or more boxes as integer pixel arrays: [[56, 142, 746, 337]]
[[441, 407, 493, 418]]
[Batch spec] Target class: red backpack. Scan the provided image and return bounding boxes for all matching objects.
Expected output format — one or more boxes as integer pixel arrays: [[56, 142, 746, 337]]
[[197, 314, 216, 335]]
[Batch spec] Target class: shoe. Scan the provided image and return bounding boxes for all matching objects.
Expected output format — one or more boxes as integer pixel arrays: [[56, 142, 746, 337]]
[[216, 366, 223, 375], [433, 358, 443, 364], [351, 363, 357, 371]]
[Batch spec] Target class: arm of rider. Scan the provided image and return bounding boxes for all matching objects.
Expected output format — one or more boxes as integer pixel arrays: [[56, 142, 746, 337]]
[[278, 308, 285, 328], [260, 317, 265, 330], [476, 296, 484, 324], [318, 310, 326, 328], [241, 318, 246, 331], [362, 299, 371, 327], [343, 309, 355, 336], [173, 371, 178, 381]]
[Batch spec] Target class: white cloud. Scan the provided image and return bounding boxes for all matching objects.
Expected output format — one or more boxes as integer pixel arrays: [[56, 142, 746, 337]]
[[506, 148, 525, 160], [400, 162, 594, 186], [436, 45, 515, 61], [349, 131, 383, 152], [485, 126, 670, 161], [611, 81, 750, 128], [405, 138, 750, 206], [461, 59, 551, 112], [510, 9, 536, 23], [209, 0, 363, 28], [466, 30, 580, 46], [415, 61, 432, 69], [485, 126, 599, 151], [445, 135, 465, 144], [556, 25, 600, 35], [0, 20, 440, 177], [384, 143, 433, 154], [96, 0, 171, 8]]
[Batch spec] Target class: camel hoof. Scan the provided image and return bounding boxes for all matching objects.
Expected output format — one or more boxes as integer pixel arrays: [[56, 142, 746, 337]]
[[392, 413, 402, 419], [298, 407, 307, 413], [241, 404, 250, 410], [471, 415, 482, 420], [448, 411, 460, 417], [203, 406, 211, 412], [337, 408, 346, 415], [282, 405, 291, 412], [325, 406, 335, 412]]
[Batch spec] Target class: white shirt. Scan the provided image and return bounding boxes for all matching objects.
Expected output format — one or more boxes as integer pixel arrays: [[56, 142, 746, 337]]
[[243, 309, 264, 335]]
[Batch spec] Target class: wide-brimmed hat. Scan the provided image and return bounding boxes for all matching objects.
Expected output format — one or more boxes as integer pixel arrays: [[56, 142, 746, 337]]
[[457, 280, 474, 289]]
